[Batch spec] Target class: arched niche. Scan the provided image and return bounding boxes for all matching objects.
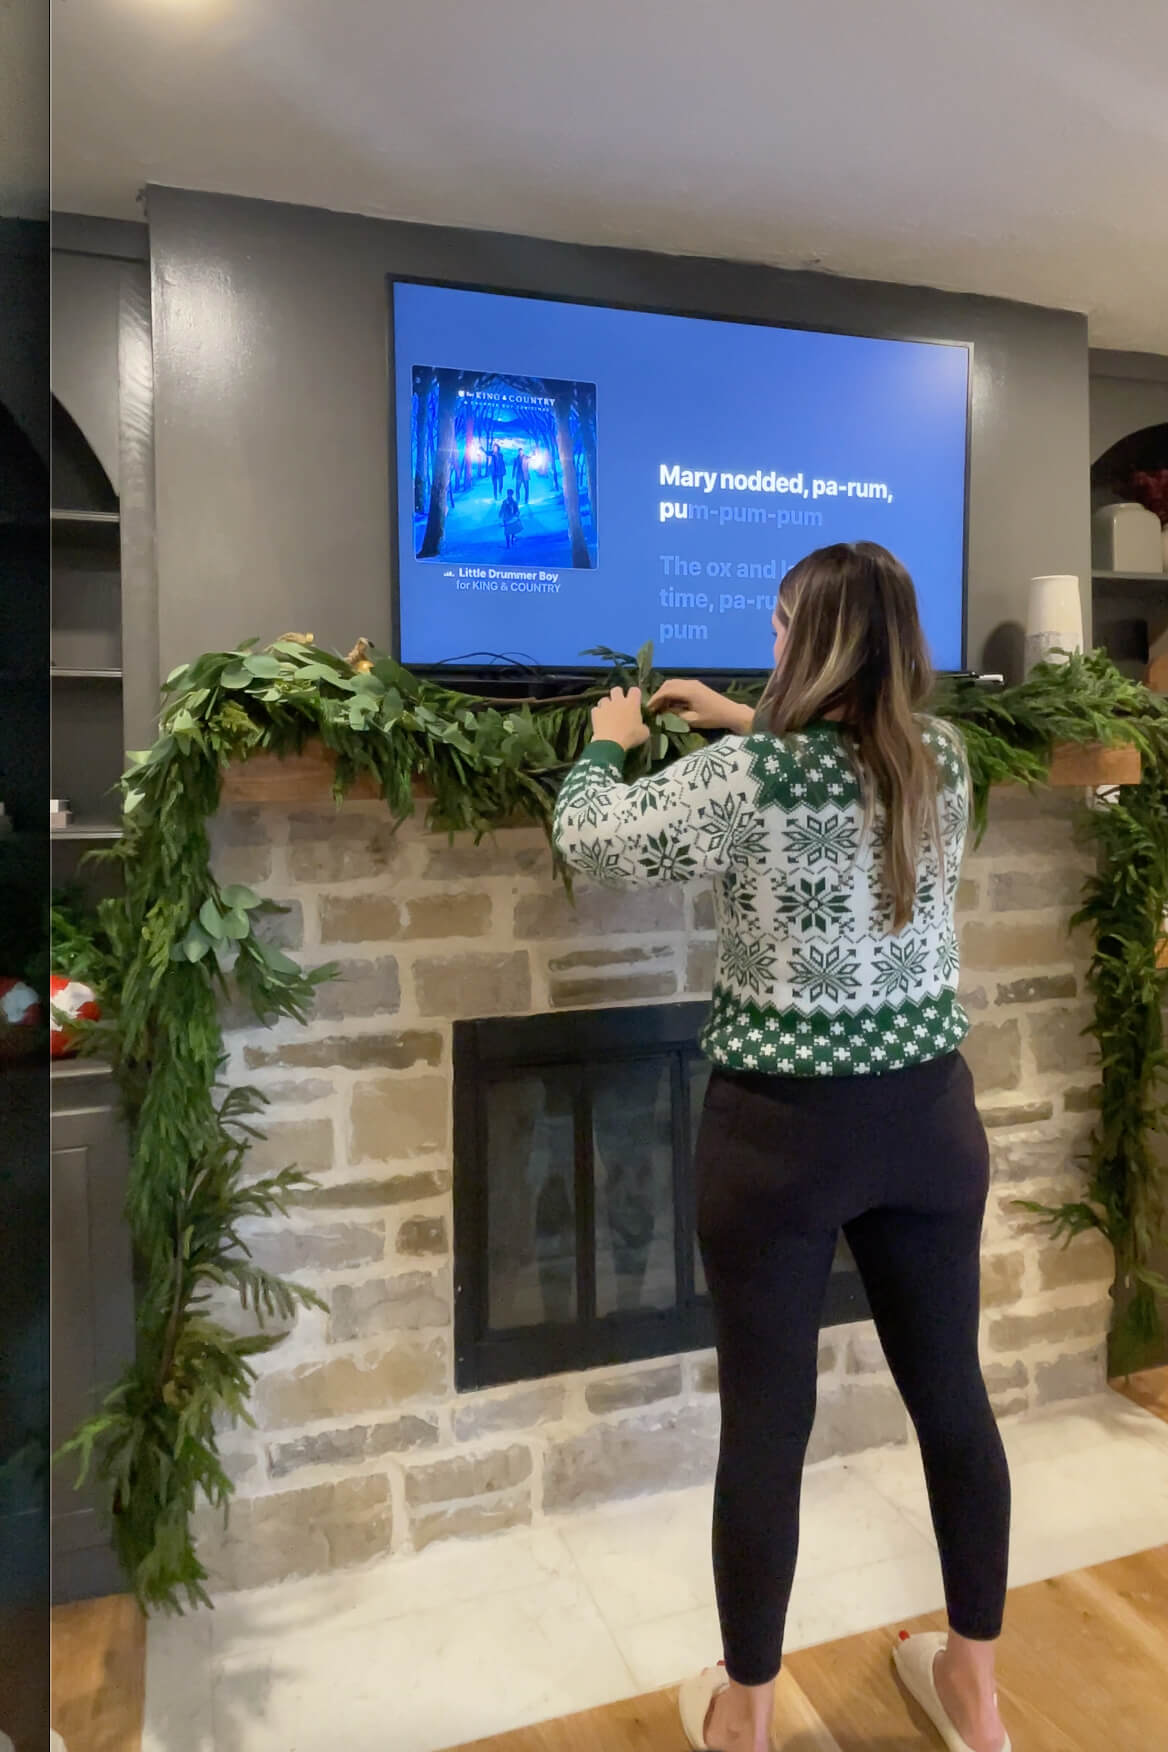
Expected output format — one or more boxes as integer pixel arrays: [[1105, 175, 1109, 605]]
[[51, 394, 118, 515]]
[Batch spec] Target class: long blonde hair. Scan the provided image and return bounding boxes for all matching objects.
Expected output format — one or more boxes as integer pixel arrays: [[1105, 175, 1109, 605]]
[[754, 542, 939, 932]]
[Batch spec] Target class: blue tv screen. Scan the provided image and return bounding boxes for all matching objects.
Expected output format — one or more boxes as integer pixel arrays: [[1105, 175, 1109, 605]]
[[390, 280, 969, 675]]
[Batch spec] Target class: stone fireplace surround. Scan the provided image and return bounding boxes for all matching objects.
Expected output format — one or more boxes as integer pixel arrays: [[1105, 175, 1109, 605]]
[[196, 780, 1115, 1592]]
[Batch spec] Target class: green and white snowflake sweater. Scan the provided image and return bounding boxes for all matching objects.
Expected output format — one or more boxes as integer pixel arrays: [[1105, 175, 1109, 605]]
[[552, 719, 971, 1078]]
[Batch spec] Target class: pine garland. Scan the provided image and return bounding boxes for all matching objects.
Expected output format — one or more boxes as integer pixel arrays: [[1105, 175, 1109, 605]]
[[56, 640, 1168, 1611]]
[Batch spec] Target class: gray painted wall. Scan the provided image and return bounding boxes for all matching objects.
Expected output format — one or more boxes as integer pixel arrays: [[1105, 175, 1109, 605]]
[[1089, 348, 1168, 464], [51, 250, 124, 493], [147, 186, 1091, 680]]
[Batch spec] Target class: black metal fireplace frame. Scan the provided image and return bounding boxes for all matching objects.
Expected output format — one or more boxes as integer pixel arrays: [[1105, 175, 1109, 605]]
[[452, 1002, 869, 1391]]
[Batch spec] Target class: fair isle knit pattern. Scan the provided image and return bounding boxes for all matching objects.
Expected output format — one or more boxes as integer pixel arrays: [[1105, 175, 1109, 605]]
[[552, 719, 971, 1078]]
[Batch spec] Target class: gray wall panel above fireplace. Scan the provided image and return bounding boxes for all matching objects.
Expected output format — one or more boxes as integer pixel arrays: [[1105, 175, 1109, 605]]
[[146, 185, 1091, 681]]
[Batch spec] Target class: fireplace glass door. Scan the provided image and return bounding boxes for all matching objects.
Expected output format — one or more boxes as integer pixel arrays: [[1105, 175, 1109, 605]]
[[454, 1002, 867, 1390]]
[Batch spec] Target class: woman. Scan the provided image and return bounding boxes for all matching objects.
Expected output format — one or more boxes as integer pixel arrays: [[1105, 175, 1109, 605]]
[[553, 543, 1011, 1752]]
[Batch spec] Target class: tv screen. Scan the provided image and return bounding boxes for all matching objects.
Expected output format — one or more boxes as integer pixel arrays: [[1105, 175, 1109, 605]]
[[390, 281, 969, 675]]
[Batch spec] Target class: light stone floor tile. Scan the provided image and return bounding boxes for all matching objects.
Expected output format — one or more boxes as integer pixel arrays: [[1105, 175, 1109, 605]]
[[209, 1571, 636, 1752], [205, 1524, 577, 1659], [143, 1393, 1168, 1751]]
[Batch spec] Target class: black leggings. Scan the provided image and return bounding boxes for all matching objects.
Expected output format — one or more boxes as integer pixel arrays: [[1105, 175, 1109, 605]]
[[696, 1051, 1010, 1687]]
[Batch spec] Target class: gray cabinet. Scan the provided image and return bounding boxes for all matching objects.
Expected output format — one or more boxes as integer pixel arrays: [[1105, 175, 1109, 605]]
[[50, 1075, 135, 1603]]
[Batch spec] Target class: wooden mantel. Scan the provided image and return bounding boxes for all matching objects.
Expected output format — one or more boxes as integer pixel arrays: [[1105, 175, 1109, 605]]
[[218, 738, 1143, 808]]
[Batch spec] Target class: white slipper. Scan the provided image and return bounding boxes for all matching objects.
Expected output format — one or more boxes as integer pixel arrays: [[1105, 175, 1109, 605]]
[[678, 1665, 729, 1750], [892, 1632, 1011, 1752]]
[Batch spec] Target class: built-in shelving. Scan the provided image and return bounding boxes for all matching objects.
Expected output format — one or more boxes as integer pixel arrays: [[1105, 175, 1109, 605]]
[[51, 509, 120, 527], [1092, 570, 1168, 586], [51, 1058, 113, 1082], [51, 667, 123, 680], [51, 824, 122, 842]]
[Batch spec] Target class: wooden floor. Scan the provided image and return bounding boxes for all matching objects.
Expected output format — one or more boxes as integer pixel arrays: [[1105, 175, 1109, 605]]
[[451, 1546, 1168, 1752], [1112, 1363, 1168, 1424], [50, 1594, 145, 1752], [49, 1368, 1168, 1752]]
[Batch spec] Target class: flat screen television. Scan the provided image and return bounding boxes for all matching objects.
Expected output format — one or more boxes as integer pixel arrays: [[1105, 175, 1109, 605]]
[[389, 280, 970, 678]]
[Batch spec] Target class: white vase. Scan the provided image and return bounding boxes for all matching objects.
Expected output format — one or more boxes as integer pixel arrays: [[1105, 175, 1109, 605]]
[[1025, 575, 1083, 673]]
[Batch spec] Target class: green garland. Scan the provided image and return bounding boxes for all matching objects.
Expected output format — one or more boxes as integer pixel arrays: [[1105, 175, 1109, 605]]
[[57, 639, 1168, 1613]]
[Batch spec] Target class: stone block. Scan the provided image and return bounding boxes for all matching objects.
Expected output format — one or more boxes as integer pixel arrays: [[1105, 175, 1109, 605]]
[[298, 1169, 451, 1210], [404, 1444, 533, 1507], [410, 1487, 533, 1552], [255, 901, 304, 952], [209, 809, 273, 886], [414, 952, 531, 1020], [584, 1363, 683, 1415], [980, 1251, 1026, 1308], [990, 1130, 1078, 1186], [979, 1100, 1054, 1130], [690, 1355, 719, 1395], [249, 1222, 384, 1275], [806, 1382, 908, 1464], [319, 894, 402, 943], [258, 1078, 336, 1106], [961, 922, 1075, 973], [1028, 1009, 1097, 1076], [687, 942, 718, 996], [329, 1272, 450, 1342], [396, 1215, 448, 1258], [989, 869, 1087, 912], [245, 1119, 336, 1181], [547, 945, 672, 974], [268, 1415, 440, 1479], [424, 836, 549, 880], [983, 1360, 1029, 1418], [543, 1404, 720, 1512], [972, 809, 1081, 860], [988, 1301, 1108, 1353], [961, 1021, 1022, 1093], [350, 1077, 449, 1163], [256, 1341, 448, 1428], [196, 1475, 392, 1591], [245, 1029, 440, 1073], [1064, 1085, 1102, 1114], [1037, 1231, 1114, 1293], [551, 970, 678, 1010], [213, 843, 273, 886], [311, 959, 402, 1023], [320, 891, 493, 944], [958, 984, 988, 1012], [956, 879, 980, 913], [995, 975, 1077, 1006], [515, 888, 685, 940], [692, 890, 717, 932], [1034, 1348, 1108, 1405], [452, 1383, 567, 1442], [400, 893, 494, 941], [287, 814, 405, 883], [845, 1333, 890, 1375]]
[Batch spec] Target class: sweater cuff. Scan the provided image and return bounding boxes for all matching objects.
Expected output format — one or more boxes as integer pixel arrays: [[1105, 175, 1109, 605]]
[[580, 740, 628, 773]]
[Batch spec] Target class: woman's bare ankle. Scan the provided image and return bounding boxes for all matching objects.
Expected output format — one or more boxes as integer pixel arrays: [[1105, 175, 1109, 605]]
[[934, 1633, 1006, 1752], [705, 1676, 773, 1752]]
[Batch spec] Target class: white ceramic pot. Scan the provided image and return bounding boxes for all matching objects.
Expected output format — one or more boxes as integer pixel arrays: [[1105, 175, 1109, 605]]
[[1025, 575, 1083, 673]]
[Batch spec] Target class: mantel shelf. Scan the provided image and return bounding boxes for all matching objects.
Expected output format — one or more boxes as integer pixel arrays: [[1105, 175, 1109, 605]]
[[219, 738, 1142, 808]]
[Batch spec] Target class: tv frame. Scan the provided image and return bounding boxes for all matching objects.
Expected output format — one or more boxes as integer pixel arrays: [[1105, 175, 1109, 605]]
[[386, 274, 973, 684]]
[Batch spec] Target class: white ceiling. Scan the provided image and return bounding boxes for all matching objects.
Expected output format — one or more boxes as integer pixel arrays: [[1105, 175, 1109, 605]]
[[51, 0, 1168, 351]]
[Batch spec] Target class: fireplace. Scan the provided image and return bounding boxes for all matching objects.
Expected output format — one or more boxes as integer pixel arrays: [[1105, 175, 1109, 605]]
[[453, 1001, 868, 1390]]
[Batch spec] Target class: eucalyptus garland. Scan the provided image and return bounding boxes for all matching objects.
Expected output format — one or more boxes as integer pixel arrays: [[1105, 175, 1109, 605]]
[[56, 639, 1168, 1612]]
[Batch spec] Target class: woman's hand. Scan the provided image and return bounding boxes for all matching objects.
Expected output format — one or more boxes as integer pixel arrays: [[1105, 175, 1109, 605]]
[[648, 678, 755, 734], [591, 686, 651, 751]]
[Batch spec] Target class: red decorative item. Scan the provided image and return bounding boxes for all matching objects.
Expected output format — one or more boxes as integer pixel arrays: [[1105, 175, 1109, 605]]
[[1126, 469, 1168, 527], [50, 972, 102, 1059], [0, 978, 42, 1059]]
